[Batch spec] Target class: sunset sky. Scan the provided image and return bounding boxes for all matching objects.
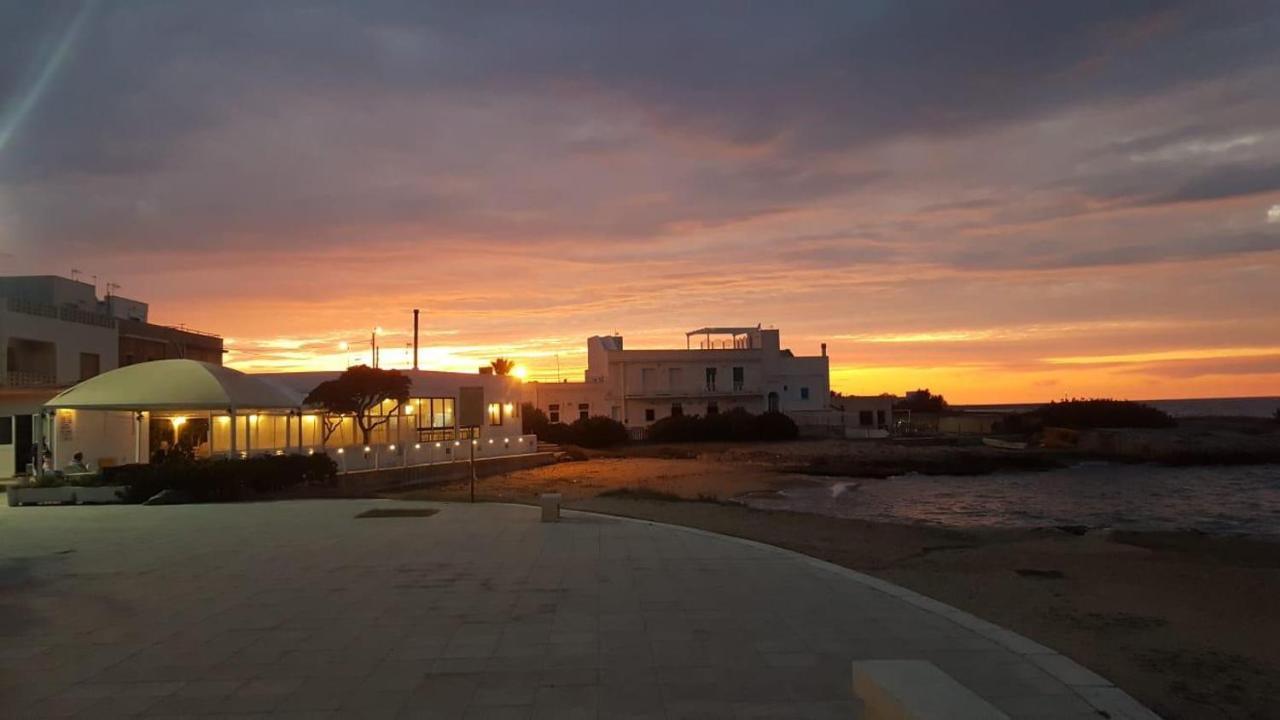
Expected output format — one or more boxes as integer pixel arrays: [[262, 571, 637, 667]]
[[2, 1, 1279, 403]]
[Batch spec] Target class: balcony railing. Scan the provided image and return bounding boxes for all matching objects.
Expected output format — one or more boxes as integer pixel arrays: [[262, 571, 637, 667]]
[[626, 388, 759, 399], [5, 370, 59, 387], [5, 297, 116, 329]]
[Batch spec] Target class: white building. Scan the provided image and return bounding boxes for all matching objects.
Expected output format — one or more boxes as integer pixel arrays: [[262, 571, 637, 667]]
[[35, 361, 534, 477], [529, 326, 830, 434]]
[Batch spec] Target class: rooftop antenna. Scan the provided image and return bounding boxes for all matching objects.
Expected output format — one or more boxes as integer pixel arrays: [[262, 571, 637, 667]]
[[106, 282, 120, 297]]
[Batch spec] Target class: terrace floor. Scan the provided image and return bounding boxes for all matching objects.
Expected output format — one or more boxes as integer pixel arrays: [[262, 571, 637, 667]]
[[0, 499, 1156, 719]]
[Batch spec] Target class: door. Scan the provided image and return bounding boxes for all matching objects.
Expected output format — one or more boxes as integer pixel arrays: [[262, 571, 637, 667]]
[[767, 392, 779, 413], [14, 415, 33, 476]]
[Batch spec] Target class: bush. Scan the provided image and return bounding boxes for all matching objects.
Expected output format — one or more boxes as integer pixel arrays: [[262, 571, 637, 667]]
[[535, 422, 575, 445], [568, 416, 629, 448], [647, 409, 798, 443], [753, 411, 800, 441], [109, 453, 338, 504], [1018, 398, 1176, 430], [647, 413, 707, 442], [522, 404, 628, 447], [521, 403, 548, 435]]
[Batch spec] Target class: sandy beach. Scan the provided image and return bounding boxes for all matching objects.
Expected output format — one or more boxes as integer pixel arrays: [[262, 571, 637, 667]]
[[389, 445, 1280, 720]]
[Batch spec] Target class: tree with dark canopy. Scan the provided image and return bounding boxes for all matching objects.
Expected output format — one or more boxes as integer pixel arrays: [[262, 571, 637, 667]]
[[305, 365, 411, 444], [490, 358, 515, 376]]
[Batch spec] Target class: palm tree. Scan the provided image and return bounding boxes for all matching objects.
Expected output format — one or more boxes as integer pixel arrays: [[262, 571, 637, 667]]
[[490, 357, 515, 376]]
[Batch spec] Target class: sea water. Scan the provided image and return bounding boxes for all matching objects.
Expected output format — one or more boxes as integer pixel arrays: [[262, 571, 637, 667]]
[[739, 463, 1280, 535]]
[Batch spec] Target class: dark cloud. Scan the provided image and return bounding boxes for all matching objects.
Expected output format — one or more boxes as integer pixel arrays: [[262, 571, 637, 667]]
[[2, 0, 1280, 257], [947, 231, 1280, 271], [1118, 354, 1280, 379], [1145, 162, 1280, 205]]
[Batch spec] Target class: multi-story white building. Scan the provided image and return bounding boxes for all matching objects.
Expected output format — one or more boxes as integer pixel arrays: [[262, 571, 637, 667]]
[[1, 275, 222, 477], [528, 326, 830, 433]]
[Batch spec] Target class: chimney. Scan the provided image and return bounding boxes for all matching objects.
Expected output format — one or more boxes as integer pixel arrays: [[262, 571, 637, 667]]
[[821, 342, 827, 357], [412, 308, 420, 370]]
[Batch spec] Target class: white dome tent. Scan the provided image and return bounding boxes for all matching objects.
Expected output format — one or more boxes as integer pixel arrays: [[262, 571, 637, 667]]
[[43, 360, 305, 468], [36, 360, 536, 476]]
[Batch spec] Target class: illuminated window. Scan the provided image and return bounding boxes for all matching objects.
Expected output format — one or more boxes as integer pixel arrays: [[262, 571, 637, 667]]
[[488, 402, 502, 426], [415, 397, 455, 429]]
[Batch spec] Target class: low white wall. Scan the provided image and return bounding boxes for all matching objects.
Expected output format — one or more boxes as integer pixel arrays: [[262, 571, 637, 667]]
[[307, 435, 538, 474]]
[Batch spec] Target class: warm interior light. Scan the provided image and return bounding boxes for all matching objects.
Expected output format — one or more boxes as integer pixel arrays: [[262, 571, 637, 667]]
[[413, 443, 421, 450], [403, 404, 415, 414], [388, 444, 396, 451], [337, 448, 345, 454], [216, 416, 230, 423], [363, 446, 371, 453], [169, 416, 187, 428], [248, 414, 259, 422]]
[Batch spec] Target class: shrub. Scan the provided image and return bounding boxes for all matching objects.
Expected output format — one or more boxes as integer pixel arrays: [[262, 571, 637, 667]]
[[1020, 398, 1176, 430], [537, 422, 576, 445], [522, 405, 628, 447], [753, 411, 800, 441], [521, 403, 548, 435], [110, 453, 338, 504], [647, 413, 707, 442], [568, 416, 629, 448], [647, 409, 798, 443]]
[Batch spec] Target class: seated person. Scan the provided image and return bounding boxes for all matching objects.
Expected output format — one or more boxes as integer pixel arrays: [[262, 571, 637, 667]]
[[65, 452, 90, 474]]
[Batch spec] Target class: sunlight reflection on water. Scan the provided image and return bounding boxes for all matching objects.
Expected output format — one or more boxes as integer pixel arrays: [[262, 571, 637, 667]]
[[745, 463, 1280, 534]]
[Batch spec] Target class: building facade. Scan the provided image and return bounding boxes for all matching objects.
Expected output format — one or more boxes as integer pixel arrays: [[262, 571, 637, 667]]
[[529, 327, 830, 434], [0, 275, 222, 477]]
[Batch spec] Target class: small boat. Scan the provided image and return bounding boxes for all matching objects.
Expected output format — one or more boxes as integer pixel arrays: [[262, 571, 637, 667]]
[[982, 437, 1028, 450]]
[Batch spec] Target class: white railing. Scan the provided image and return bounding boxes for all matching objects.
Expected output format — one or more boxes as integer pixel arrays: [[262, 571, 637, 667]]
[[227, 434, 540, 474], [5, 370, 59, 387]]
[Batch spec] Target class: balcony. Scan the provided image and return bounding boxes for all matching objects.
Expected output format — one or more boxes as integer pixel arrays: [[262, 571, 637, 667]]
[[5, 370, 59, 387], [5, 297, 116, 329], [625, 387, 759, 400]]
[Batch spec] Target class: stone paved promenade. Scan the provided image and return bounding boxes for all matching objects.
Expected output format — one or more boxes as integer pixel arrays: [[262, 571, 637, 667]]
[[0, 500, 1157, 719]]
